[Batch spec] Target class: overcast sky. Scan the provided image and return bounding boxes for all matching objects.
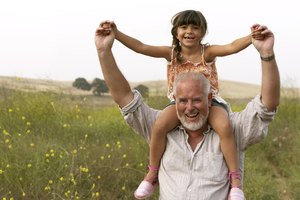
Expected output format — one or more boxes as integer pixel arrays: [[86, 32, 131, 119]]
[[1, 0, 299, 87]]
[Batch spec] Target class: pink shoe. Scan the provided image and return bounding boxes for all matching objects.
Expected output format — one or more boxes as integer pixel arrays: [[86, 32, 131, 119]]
[[228, 187, 245, 200], [134, 165, 159, 199], [228, 171, 245, 200]]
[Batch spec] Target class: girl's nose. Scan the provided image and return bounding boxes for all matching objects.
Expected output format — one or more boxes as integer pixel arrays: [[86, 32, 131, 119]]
[[186, 25, 193, 32]]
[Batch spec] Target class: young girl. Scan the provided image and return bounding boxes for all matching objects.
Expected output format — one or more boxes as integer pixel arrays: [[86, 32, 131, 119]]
[[102, 10, 260, 200]]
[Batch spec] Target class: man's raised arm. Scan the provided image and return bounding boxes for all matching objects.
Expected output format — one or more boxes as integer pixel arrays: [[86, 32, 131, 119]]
[[95, 24, 134, 108], [252, 24, 280, 111]]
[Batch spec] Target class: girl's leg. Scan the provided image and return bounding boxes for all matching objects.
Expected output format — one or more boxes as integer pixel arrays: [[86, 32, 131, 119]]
[[134, 104, 179, 199], [208, 105, 241, 187], [147, 104, 179, 179]]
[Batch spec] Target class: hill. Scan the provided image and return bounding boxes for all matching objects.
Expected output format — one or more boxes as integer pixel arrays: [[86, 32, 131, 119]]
[[0, 76, 261, 98], [0, 75, 298, 99], [0, 76, 91, 95], [130, 80, 262, 99]]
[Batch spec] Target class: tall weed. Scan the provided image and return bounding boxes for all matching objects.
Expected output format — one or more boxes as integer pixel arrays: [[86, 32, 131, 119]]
[[0, 87, 299, 199]]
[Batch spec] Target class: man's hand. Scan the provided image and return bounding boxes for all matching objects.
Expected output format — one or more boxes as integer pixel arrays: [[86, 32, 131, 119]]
[[95, 23, 115, 53], [251, 24, 274, 56]]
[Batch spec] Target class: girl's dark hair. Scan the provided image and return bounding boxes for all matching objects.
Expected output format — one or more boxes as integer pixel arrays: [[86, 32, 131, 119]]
[[171, 10, 207, 63]]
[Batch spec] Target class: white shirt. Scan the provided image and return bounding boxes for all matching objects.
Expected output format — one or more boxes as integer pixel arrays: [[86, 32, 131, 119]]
[[120, 90, 276, 200]]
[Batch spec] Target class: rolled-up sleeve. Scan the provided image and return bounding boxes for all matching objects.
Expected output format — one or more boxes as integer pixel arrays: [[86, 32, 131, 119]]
[[120, 90, 160, 143], [231, 95, 277, 151]]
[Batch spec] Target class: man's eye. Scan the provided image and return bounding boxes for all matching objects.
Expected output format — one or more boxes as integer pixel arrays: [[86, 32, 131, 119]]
[[179, 100, 187, 104], [192, 99, 202, 104]]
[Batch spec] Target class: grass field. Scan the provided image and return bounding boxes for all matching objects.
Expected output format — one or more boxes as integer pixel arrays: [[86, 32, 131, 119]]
[[0, 77, 299, 199]]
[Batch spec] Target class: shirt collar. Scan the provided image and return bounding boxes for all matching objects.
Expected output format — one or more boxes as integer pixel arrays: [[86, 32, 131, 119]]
[[178, 124, 212, 135]]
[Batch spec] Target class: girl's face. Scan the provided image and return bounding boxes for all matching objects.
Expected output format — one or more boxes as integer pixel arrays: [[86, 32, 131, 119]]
[[176, 24, 202, 48]]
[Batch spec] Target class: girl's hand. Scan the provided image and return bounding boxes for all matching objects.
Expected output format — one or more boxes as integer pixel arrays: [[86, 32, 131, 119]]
[[251, 24, 264, 40], [100, 20, 118, 35]]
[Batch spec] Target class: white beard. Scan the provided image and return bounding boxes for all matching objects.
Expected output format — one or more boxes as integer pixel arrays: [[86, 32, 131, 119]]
[[177, 110, 208, 131]]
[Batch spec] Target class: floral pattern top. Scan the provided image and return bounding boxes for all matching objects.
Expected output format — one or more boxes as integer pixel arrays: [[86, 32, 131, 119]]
[[167, 44, 219, 100]]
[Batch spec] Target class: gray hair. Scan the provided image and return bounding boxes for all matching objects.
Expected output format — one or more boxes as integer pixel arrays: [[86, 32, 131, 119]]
[[173, 72, 210, 96]]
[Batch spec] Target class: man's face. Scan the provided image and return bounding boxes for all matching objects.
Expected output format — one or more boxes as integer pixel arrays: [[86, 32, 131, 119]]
[[174, 79, 211, 132]]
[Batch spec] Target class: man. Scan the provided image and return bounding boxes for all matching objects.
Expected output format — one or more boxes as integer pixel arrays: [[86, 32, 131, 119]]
[[95, 24, 280, 200]]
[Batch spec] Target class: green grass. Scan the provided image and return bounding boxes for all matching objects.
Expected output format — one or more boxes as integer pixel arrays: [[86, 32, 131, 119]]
[[0, 87, 299, 199], [243, 95, 300, 200]]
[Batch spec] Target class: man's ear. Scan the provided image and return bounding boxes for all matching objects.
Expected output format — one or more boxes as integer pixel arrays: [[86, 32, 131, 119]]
[[208, 92, 213, 108]]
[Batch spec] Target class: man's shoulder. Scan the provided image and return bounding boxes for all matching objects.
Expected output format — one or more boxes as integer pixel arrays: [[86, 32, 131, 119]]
[[229, 95, 276, 150]]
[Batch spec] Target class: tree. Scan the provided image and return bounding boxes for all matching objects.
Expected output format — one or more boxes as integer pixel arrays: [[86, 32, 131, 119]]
[[134, 84, 149, 98], [72, 78, 92, 91], [91, 78, 109, 96]]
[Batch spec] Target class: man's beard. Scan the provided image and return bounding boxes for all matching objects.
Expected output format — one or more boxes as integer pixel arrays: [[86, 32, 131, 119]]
[[177, 110, 209, 131]]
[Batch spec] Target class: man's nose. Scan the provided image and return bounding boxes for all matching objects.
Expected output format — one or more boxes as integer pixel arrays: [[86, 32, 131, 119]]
[[186, 100, 194, 110]]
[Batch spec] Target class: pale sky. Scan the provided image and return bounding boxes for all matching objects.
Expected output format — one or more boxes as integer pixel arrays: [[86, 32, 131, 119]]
[[1, 0, 299, 87]]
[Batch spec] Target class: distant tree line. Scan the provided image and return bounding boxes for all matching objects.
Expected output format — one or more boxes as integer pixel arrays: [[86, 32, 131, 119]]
[[72, 77, 149, 97], [72, 77, 108, 96]]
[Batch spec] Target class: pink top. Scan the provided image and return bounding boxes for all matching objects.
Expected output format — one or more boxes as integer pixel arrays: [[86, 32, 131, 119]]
[[167, 44, 219, 100]]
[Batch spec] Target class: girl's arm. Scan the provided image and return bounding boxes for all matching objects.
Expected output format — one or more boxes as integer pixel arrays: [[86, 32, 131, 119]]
[[102, 21, 171, 61], [205, 34, 252, 62]]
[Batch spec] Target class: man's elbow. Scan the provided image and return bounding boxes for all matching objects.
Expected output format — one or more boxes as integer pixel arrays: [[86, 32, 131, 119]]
[[263, 98, 280, 112], [114, 92, 134, 109]]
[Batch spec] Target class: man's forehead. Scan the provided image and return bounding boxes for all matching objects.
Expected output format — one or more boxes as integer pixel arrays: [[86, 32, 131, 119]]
[[176, 80, 204, 92], [177, 78, 202, 86], [177, 95, 205, 100]]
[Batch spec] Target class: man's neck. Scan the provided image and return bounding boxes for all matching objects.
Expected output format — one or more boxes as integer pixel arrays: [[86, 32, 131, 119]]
[[186, 125, 209, 151]]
